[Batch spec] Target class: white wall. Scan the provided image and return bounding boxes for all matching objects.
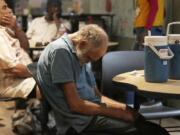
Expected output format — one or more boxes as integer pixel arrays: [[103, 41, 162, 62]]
[[62, 0, 90, 13], [88, 0, 135, 38], [62, 0, 136, 38]]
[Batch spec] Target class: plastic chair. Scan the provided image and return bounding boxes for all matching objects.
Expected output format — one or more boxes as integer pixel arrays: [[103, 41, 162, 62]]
[[101, 51, 180, 132], [27, 62, 52, 135]]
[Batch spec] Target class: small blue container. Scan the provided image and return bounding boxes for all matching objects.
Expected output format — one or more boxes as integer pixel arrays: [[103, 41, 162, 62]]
[[167, 22, 180, 79], [144, 36, 174, 82], [124, 91, 134, 105]]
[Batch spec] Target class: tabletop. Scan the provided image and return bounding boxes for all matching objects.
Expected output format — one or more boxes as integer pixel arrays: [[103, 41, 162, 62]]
[[113, 70, 180, 99]]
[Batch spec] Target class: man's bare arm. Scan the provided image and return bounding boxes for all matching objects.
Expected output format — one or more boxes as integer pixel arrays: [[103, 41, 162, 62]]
[[61, 82, 135, 121], [3, 64, 31, 78], [93, 85, 145, 121], [94, 85, 127, 110]]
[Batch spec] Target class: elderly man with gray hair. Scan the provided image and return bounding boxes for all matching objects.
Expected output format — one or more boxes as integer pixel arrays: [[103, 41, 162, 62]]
[[37, 24, 169, 135]]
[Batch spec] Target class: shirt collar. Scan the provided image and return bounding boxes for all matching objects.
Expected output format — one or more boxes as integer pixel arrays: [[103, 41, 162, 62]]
[[61, 33, 76, 54], [0, 25, 5, 29]]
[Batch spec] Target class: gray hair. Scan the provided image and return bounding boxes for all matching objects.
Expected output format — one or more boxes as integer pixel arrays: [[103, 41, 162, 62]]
[[77, 24, 109, 47]]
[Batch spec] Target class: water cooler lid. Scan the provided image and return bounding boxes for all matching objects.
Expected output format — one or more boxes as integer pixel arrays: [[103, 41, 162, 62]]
[[168, 34, 180, 44], [144, 36, 167, 46]]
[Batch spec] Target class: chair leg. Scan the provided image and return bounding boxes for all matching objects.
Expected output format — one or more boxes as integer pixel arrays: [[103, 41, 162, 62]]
[[134, 91, 140, 111], [159, 119, 162, 125], [40, 98, 51, 135]]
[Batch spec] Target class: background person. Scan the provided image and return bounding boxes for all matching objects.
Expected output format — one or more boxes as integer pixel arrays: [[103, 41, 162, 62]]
[[26, 0, 71, 45], [0, 0, 38, 99], [133, 0, 165, 50]]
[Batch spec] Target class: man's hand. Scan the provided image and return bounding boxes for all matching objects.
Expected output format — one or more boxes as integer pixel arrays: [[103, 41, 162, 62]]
[[126, 106, 146, 122], [1, 14, 16, 30], [3, 64, 31, 78], [1, 14, 30, 51]]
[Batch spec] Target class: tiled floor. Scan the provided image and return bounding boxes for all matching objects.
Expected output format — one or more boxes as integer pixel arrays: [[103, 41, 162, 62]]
[[1, 100, 180, 135], [150, 119, 180, 135], [0, 101, 16, 135]]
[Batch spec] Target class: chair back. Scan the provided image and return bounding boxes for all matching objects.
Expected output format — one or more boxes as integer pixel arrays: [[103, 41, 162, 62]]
[[27, 62, 38, 80], [101, 51, 144, 97], [27, 62, 51, 134], [27, 62, 46, 99]]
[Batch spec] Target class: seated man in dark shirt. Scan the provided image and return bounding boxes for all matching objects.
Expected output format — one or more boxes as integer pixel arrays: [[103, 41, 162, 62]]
[[37, 24, 169, 135]]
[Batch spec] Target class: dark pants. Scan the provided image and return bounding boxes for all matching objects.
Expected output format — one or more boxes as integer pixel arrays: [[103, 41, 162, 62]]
[[67, 115, 169, 135], [133, 26, 163, 50], [66, 116, 137, 135], [81, 116, 138, 135]]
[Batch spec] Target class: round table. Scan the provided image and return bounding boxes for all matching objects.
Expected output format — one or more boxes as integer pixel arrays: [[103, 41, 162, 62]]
[[113, 70, 180, 99]]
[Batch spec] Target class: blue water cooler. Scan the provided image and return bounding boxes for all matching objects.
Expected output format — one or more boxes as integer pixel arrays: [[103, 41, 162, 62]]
[[144, 36, 174, 82], [167, 22, 180, 79]]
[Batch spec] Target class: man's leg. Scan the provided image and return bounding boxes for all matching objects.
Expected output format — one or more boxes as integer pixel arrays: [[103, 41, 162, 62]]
[[133, 27, 145, 51], [81, 115, 169, 135], [82, 115, 138, 135]]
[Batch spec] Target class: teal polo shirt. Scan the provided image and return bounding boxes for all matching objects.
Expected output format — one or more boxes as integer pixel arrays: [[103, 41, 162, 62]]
[[37, 34, 100, 135]]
